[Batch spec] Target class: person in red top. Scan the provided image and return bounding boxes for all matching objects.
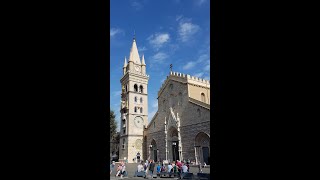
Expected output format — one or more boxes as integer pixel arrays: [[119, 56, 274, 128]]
[[176, 160, 182, 173]]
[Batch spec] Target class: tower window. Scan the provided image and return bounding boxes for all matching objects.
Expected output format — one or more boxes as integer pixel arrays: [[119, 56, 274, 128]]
[[122, 139, 125, 149], [139, 85, 143, 93], [125, 84, 128, 92], [201, 93, 206, 103], [140, 107, 143, 113], [134, 107, 137, 113], [134, 84, 138, 92], [134, 96, 137, 102], [140, 97, 143, 103]]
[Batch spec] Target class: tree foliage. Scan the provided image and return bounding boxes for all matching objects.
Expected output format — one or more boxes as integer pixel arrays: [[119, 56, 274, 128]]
[[110, 109, 118, 140]]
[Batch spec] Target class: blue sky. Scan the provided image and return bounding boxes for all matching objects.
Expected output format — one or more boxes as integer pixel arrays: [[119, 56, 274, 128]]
[[110, 0, 210, 130]]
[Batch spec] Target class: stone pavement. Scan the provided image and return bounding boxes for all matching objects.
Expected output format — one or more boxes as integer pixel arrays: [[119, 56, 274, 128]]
[[110, 163, 210, 179]]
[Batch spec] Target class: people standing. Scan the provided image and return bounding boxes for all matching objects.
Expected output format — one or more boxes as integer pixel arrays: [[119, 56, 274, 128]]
[[120, 162, 126, 179], [110, 161, 115, 175], [148, 159, 155, 178], [167, 163, 173, 173]]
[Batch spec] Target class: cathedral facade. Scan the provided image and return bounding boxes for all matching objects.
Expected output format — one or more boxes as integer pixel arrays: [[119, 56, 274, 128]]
[[118, 38, 210, 165]]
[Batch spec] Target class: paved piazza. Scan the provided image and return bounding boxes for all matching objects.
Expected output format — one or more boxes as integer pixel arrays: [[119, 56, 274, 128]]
[[110, 163, 210, 179]]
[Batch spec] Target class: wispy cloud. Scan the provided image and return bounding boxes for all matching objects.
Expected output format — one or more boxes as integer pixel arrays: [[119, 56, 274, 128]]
[[183, 61, 197, 70], [150, 52, 169, 63], [147, 33, 170, 49], [178, 22, 200, 42], [112, 90, 122, 97], [110, 28, 124, 38], [193, 72, 204, 78], [195, 0, 207, 6], [138, 46, 148, 52], [183, 53, 210, 71], [131, 0, 143, 10]]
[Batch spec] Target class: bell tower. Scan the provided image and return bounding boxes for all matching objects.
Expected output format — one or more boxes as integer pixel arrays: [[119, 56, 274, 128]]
[[119, 36, 149, 162]]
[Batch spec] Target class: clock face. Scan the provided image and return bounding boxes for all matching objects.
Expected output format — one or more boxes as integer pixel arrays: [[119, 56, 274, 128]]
[[135, 139, 142, 149], [134, 116, 144, 128], [134, 65, 141, 71]]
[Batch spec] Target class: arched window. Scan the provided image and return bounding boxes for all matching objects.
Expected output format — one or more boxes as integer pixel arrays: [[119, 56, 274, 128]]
[[125, 84, 128, 92], [134, 84, 138, 92], [140, 107, 143, 113], [134, 107, 137, 113], [201, 93, 206, 103], [140, 97, 143, 103], [139, 85, 143, 93], [134, 96, 137, 102]]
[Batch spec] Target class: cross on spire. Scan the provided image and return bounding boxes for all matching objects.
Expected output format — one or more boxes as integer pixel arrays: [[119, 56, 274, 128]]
[[133, 30, 135, 40], [170, 64, 173, 72]]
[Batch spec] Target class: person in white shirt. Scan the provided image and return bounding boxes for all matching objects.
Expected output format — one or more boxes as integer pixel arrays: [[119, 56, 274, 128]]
[[137, 163, 144, 172], [182, 163, 188, 173], [167, 163, 173, 173]]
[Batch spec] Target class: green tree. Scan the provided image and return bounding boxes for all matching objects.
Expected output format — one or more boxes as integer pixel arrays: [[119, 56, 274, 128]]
[[110, 109, 118, 140]]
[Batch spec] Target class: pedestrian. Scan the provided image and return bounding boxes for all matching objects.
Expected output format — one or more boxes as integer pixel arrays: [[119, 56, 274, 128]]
[[110, 161, 115, 175], [156, 163, 161, 175], [148, 159, 155, 178], [120, 162, 126, 179], [182, 163, 188, 173], [186, 162, 190, 172], [167, 163, 173, 173], [115, 164, 122, 177]]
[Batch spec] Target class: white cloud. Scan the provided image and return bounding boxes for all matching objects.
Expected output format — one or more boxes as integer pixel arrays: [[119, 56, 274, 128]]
[[131, 0, 143, 10], [193, 72, 204, 78], [110, 28, 124, 38], [112, 90, 122, 97], [138, 46, 148, 52], [151, 52, 168, 63], [152, 100, 158, 109], [195, 0, 207, 6], [183, 61, 197, 70], [147, 33, 170, 49], [178, 22, 200, 42]]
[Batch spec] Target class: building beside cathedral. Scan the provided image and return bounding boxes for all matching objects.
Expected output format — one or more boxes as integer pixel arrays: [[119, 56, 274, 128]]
[[118, 37, 210, 165]]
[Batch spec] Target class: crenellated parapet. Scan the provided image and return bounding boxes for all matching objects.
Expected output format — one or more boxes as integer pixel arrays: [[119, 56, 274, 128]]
[[158, 71, 210, 96]]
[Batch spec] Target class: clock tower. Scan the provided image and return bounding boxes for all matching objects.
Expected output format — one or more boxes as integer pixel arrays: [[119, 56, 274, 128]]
[[119, 36, 149, 162]]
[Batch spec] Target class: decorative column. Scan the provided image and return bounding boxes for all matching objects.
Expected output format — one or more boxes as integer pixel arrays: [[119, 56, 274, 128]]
[[194, 146, 200, 165], [177, 113, 183, 161], [164, 117, 168, 161]]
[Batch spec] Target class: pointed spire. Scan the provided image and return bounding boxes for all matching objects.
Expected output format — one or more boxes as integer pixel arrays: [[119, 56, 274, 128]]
[[141, 54, 146, 65], [128, 35, 141, 64], [123, 56, 127, 67]]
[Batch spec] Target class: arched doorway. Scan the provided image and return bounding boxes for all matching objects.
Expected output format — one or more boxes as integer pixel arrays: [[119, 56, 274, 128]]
[[168, 127, 179, 162], [150, 139, 158, 162], [195, 132, 210, 165]]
